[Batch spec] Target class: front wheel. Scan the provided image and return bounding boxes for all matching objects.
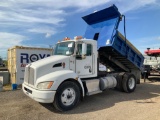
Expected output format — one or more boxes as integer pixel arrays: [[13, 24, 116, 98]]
[[122, 73, 136, 93], [53, 81, 80, 111]]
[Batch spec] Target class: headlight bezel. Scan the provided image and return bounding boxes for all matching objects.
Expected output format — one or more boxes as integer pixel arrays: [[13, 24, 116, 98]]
[[37, 81, 53, 90]]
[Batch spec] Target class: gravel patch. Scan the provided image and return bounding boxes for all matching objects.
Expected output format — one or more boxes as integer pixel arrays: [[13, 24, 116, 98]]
[[0, 76, 160, 120]]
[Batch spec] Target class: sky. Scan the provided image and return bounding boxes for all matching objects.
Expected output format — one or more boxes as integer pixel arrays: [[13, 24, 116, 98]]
[[0, 0, 160, 59]]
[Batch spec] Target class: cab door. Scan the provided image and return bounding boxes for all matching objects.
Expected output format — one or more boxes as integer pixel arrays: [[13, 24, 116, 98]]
[[76, 43, 93, 76]]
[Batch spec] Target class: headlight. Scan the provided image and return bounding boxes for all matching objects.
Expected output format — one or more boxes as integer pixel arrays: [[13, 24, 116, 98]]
[[37, 81, 53, 89]]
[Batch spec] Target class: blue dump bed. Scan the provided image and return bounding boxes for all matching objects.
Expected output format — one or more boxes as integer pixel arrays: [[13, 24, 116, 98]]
[[82, 5, 144, 71]]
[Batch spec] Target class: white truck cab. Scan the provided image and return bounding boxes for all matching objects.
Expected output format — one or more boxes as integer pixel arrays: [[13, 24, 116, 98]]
[[22, 38, 100, 110]]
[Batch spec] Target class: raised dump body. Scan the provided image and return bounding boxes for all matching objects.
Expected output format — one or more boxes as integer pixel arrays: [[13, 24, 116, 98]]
[[83, 5, 144, 72]]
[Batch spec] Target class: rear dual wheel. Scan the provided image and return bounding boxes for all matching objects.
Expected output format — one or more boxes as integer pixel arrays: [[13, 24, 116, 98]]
[[116, 73, 136, 93], [122, 73, 136, 93], [115, 72, 125, 91]]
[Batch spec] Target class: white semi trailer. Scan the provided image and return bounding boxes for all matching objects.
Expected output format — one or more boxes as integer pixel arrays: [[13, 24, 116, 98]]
[[23, 5, 144, 111]]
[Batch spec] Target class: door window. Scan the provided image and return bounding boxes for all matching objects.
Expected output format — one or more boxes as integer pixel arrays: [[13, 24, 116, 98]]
[[86, 44, 92, 56]]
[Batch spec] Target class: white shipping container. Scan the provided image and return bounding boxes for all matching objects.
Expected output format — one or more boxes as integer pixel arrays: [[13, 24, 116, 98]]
[[8, 46, 53, 85]]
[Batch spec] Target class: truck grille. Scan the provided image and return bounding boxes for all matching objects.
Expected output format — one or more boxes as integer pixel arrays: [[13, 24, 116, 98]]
[[24, 67, 29, 83], [29, 67, 34, 85], [24, 66, 35, 86]]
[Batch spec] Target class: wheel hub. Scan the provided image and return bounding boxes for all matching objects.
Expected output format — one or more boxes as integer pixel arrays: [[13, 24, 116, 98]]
[[128, 77, 135, 89], [61, 88, 76, 106]]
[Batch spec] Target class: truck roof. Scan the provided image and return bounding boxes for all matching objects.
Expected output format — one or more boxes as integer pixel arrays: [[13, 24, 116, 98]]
[[59, 39, 97, 44]]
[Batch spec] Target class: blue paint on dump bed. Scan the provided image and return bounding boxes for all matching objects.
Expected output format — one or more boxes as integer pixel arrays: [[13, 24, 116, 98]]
[[82, 4, 144, 71]]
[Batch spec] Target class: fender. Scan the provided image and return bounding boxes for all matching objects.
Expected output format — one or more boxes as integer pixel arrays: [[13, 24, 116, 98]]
[[36, 70, 85, 97]]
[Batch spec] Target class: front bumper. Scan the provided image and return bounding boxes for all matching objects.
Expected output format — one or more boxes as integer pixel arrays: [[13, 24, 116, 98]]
[[22, 83, 56, 103]]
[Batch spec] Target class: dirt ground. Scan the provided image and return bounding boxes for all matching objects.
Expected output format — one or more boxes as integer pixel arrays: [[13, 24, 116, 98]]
[[0, 76, 160, 120]]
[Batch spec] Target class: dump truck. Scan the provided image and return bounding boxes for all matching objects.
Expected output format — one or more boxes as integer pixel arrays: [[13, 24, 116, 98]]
[[22, 5, 144, 111]]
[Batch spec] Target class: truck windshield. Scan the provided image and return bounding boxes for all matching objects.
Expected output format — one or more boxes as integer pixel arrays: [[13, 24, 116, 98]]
[[54, 41, 75, 56]]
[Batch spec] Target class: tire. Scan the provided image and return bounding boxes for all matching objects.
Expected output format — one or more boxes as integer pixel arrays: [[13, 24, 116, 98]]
[[122, 73, 136, 93], [53, 81, 80, 111], [115, 72, 125, 92]]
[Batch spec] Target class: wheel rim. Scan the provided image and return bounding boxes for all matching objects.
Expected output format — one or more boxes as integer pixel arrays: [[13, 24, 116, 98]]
[[61, 88, 76, 106], [128, 77, 135, 89]]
